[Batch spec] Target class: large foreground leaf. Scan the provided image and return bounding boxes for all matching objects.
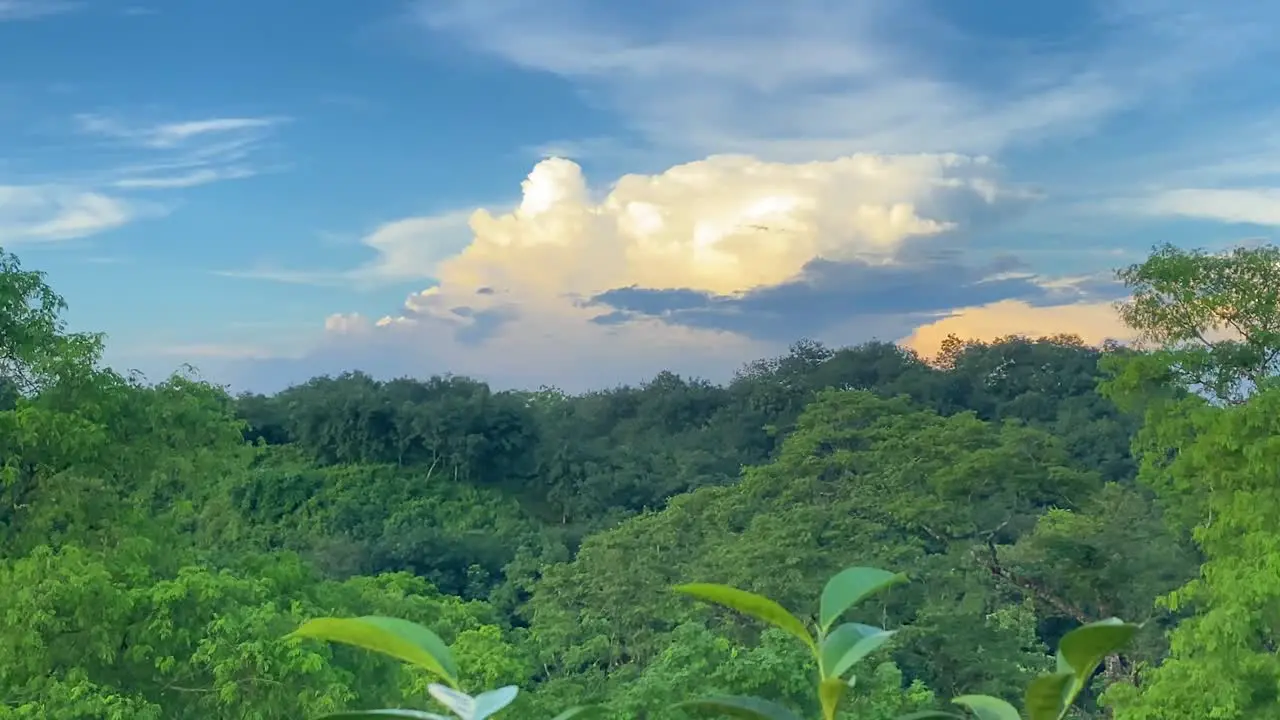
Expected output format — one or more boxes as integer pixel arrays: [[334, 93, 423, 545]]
[[953, 695, 1022, 720], [317, 707, 453, 712], [549, 707, 606, 720], [428, 685, 518, 720], [1023, 673, 1072, 720], [673, 695, 805, 720], [290, 616, 458, 684], [1057, 618, 1139, 682], [673, 583, 816, 651], [895, 694, 1022, 720], [819, 567, 905, 632], [820, 622, 896, 679], [1029, 618, 1140, 720]]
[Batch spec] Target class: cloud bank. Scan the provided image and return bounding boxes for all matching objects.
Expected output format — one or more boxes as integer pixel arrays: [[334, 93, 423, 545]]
[[222, 153, 1130, 392]]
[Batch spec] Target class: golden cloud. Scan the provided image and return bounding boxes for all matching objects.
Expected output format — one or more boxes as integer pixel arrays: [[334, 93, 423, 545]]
[[901, 299, 1135, 357]]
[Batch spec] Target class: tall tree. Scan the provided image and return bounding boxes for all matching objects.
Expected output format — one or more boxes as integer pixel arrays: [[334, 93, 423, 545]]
[[1114, 242, 1280, 404], [1102, 242, 1280, 719], [0, 248, 104, 398], [1104, 385, 1280, 720]]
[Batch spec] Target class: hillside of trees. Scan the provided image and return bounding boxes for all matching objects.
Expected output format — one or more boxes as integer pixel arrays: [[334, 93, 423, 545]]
[[2, 242, 1279, 719]]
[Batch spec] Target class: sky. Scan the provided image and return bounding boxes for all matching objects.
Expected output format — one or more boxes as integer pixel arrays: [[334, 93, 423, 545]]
[[3, 0, 1280, 393]]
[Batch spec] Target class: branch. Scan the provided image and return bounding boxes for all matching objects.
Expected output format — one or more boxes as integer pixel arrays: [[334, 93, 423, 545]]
[[972, 540, 1091, 625]]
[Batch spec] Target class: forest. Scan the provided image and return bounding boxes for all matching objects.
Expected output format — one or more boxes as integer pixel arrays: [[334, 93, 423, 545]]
[[1, 240, 1278, 720]]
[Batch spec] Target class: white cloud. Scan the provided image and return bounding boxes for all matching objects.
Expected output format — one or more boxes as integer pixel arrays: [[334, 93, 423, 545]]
[[231, 152, 1015, 292], [74, 113, 287, 190], [411, 0, 1274, 160], [1143, 188, 1280, 226], [111, 167, 257, 190], [424, 154, 1001, 299], [0, 185, 138, 244], [347, 211, 480, 283], [300, 300, 773, 392], [224, 152, 1071, 391], [219, 208, 480, 288], [76, 114, 285, 148], [0, 0, 77, 20]]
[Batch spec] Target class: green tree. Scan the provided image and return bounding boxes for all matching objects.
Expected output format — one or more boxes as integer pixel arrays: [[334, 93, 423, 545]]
[[1114, 242, 1280, 404], [0, 248, 104, 398], [524, 390, 1101, 701], [1103, 385, 1280, 719]]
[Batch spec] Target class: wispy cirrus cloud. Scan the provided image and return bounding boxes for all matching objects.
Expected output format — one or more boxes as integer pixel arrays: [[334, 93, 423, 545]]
[[0, 112, 284, 244], [74, 113, 290, 190], [76, 115, 284, 149], [112, 167, 257, 189]]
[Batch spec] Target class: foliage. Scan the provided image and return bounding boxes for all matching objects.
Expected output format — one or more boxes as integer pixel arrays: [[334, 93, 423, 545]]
[[1114, 242, 1280, 404], [0, 248, 105, 398], [670, 566, 906, 720], [1100, 384, 1280, 719], [290, 567, 1139, 720]]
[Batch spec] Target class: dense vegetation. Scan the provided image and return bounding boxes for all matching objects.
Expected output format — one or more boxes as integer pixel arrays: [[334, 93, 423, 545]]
[[1, 242, 1278, 719]]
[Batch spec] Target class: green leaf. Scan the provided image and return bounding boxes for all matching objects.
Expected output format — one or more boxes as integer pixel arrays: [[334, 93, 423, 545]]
[[317, 707, 453, 712], [428, 684, 519, 720], [472, 688, 520, 720], [673, 695, 805, 720], [673, 583, 816, 651], [820, 622, 896, 679], [289, 616, 458, 683], [1024, 666, 1075, 717], [1057, 618, 1139, 681], [1023, 672, 1073, 720], [818, 567, 905, 632], [953, 695, 1022, 720], [1027, 618, 1138, 718], [549, 707, 606, 720], [895, 712, 967, 720], [821, 623, 878, 674]]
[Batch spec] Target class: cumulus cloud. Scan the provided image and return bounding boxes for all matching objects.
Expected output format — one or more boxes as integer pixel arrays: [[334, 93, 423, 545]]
[[221, 153, 1133, 392], [0, 185, 138, 244], [201, 0, 1280, 390], [419, 154, 1019, 297]]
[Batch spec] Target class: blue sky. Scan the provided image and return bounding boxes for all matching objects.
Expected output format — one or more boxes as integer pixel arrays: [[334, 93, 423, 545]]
[[3, 0, 1279, 393]]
